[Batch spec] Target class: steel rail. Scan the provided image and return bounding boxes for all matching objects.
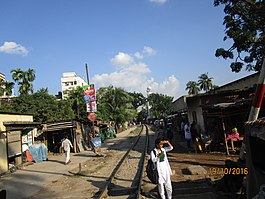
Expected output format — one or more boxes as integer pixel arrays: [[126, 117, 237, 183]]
[[97, 124, 148, 199], [135, 124, 149, 199]]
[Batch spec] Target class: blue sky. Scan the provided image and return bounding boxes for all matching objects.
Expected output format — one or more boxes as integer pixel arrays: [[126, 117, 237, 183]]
[[0, 0, 254, 99]]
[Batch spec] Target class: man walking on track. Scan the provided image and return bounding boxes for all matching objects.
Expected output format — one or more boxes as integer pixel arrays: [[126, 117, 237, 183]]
[[151, 138, 173, 199], [61, 136, 73, 165]]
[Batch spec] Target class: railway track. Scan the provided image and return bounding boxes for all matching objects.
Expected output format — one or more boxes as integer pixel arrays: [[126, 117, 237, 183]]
[[96, 124, 149, 199]]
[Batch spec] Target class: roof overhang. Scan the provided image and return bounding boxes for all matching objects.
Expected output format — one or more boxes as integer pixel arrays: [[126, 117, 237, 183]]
[[43, 121, 76, 132], [3, 121, 41, 131]]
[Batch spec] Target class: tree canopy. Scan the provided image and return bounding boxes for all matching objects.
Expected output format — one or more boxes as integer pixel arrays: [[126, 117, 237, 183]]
[[11, 68, 36, 95], [186, 73, 216, 95], [147, 93, 173, 119], [96, 86, 137, 132], [128, 91, 146, 110], [0, 88, 75, 122], [0, 79, 14, 96], [198, 73, 214, 92], [186, 81, 200, 95], [214, 0, 265, 72]]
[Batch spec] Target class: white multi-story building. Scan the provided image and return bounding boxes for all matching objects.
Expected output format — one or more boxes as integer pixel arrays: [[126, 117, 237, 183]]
[[0, 72, 5, 81], [61, 72, 88, 99], [0, 73, 7, 97]]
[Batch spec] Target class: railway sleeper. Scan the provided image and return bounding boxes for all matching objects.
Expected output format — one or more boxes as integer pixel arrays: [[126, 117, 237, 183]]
[[108, 186, 137, 196]]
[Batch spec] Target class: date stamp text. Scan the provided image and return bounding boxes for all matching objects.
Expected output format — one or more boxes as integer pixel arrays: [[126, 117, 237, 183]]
[[209, 167, 248, 175]]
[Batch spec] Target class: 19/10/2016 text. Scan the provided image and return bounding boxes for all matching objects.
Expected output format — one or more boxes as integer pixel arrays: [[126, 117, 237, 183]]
[[209, 167, 248, 175]]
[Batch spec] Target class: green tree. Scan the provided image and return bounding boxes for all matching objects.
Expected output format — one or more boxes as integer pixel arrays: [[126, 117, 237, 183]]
[[214, 0, 265, 72], [97, 86, 137, 132], [19, 69, 35, 95], [11, 68, 36, 95], [186, 81, 200, 95], [27, 68, 36, 82], [0, 79, 14, 96], [1, 88, 75, 122], [198, 73, 213, 92], [147, 93, 173, 119], [67, 86, 87, 120], [11, 68, 22, 95], [128, 92, 146, 110]]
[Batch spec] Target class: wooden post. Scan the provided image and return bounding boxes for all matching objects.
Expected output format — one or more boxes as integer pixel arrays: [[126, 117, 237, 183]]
[[79, 163, 82, 173], [222, 117, 230, 155]]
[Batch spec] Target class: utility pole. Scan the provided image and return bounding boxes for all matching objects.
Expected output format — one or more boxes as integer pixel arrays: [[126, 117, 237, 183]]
[[245, 59, 265, 199], [146, 87, 151, 123], [85, 63, 95, 138], [248, 59, 265, 121], [85, 63, 89, 84]]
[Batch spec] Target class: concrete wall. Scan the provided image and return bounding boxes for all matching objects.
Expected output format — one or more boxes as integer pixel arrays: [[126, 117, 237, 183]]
[[215, 73, 258, 92], [0, 113, 33, 174], [172, 96, 188, 113], [187, 97, 205, 132], [0, 132, 7, 174], [0, 114, 33, 131]]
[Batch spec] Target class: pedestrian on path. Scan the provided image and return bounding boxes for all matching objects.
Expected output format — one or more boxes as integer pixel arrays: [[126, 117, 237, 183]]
[[151, 138, 173, 199], [61, 135, 73, 165], [184, 122, 192, 149]]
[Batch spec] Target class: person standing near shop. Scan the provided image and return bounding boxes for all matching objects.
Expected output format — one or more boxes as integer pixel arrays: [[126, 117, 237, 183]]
[[151, 138, 173, 199], [184, 121, 192, 149], [61, 135, 73, 165]]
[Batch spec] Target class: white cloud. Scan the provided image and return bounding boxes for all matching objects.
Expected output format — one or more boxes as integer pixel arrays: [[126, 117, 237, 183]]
[[134, 46, 156, 60], [143, 46, 156, 56], [0, 42, 29, 56], [149, 0, 167, 4], [92, 49, 181, 99], [111, 52, 134, 67], [93, 63, 151, 90], [147, 75, 180, 98], [134, 52, 144, 59]]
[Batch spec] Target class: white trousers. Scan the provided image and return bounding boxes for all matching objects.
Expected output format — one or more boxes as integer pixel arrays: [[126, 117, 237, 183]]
[[158, 179, 172, 199], [65, 150, 70, 163]]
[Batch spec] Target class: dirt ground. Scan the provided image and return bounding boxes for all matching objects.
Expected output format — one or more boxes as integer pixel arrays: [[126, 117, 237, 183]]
[[29, 126, 241, 199], [29, 127, 143, 199]]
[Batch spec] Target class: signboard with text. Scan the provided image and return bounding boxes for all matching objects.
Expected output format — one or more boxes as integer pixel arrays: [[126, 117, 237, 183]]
[[86, 101, 97, 112], [82, 84, 96, 103]]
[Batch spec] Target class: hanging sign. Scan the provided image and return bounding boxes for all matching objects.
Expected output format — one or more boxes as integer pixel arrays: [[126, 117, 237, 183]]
[[88, 112, 97, 122], [86, 101, 97, 112], [82, 84, 96, 103]]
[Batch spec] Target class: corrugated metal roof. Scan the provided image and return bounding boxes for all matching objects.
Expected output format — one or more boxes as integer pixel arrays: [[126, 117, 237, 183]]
[[43, 121, 76, 132], [245, 118, 265, 126]]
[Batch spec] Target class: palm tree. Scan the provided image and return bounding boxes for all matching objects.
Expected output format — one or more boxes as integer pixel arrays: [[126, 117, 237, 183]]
[[27, 68, 36, 82], [0, 79, 14, 96], [186, 81, 200, 95], [12, 68, 36, 95], [18, 79, 33, 95], [68, 86, 86, 119], [98, 86, 135, 133], [198, 73, 213, 92], [11, 68, 23, 96], [0, 79, 5, 96], [4, 81, 14, 96], [109, 87, 134, 133]]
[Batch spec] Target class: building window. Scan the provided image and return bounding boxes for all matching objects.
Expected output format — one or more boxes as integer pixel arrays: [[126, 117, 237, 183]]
[[74, 81, 77, 85]]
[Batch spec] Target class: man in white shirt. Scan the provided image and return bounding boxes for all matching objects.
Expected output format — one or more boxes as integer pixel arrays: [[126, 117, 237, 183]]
[[184, 122, 192, 149], [61, 136, 73, 165]]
